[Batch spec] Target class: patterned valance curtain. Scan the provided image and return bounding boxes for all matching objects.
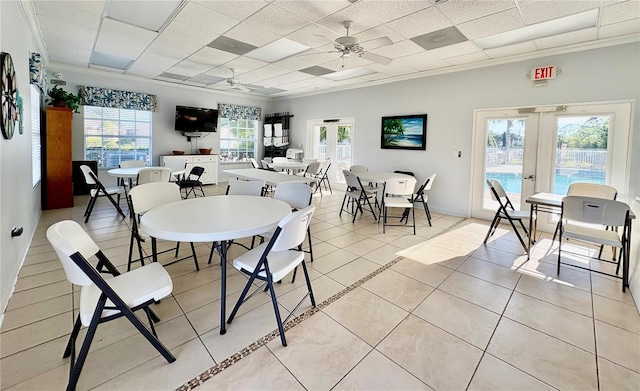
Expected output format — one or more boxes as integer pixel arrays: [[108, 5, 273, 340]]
[[218, 103, 261, 121], [29, 52, 48, 93], [79, 86, 157, 111]]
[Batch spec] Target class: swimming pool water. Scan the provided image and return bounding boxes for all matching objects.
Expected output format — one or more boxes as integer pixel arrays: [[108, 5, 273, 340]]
[[486, 170, 605, 195]]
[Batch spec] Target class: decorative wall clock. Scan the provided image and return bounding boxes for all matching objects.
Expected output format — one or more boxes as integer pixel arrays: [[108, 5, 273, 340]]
[[1, 52, 18, 139]]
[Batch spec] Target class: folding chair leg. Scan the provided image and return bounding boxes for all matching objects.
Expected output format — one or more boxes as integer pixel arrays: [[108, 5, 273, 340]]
[[84, 197, 98, 223], [105, 193, 126, 219], [507, 217, 528, 252], [265, 273, 287, 347], [483, 214, 501, 244], [174, 242, 180, 257], [307, 227, 314, 262], [63, 315, 82, 358], [301, 260, 316, 307], [424, 201, 432, 226], [67, 296, 106, 391]]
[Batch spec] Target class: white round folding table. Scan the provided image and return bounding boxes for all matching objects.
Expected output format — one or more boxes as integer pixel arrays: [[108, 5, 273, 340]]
[[140, 195, 291, 334]]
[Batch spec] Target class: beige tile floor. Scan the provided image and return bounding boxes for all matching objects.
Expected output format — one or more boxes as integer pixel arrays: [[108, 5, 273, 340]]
[[1, 183, 640, 390]]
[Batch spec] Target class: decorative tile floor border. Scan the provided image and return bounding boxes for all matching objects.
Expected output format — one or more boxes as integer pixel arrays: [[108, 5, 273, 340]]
[[178, 218, 466, 390]]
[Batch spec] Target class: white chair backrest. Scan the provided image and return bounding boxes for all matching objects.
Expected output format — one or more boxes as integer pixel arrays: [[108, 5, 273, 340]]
[[563, 196, 629, 227], [137, 167, 172, 184], [163, 158, 186, 172], [226, 178, 265, 196], [567, 182, 617, 200], [119, 160, 146, 169], [80, 165, 97, 185], [487, 179, 507, 200], [274, 183, 312, 210], [302, 158, 317, 164], [307, 161, 322, 175], [47, 220, 100, 286], [273, 157, 289, 164], [423, 173, 436, 191], [321, 158, 332, 174], [272, 205, 316, 252], [350, 165, 368, 172], [385, 177, 417, 197], [343, 169, 362, 190], [261, 160, 271, 169], [129, 182, 181, 214], [249, 158, 260, 168]]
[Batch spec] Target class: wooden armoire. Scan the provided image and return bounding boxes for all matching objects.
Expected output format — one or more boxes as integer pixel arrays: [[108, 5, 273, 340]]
[[42, 107, 73, 209]]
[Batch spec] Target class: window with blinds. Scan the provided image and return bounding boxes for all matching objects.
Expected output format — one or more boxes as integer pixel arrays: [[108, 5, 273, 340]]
[[83, 106, 152, 168], [219, 118, 257, 163], [31, 84, 41, 188]]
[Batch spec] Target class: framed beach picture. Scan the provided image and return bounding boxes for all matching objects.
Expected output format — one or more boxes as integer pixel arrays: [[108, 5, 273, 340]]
[[381, 114, 427, 150]]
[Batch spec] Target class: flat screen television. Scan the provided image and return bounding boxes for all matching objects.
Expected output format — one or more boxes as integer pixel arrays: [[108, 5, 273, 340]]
[[175, 106, 218, 133]]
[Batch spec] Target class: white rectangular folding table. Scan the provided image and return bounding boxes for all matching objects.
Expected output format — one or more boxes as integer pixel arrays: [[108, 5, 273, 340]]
[[223, 168, 316, 187]]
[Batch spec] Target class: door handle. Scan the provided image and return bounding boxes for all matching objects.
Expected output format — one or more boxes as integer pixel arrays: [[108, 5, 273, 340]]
[[525, 174, 536, 181]]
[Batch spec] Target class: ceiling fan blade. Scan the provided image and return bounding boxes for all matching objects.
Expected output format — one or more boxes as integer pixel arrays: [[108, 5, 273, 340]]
[[361, 52, 392, 65], [236, 84, 250, 92], [313, 34, 339, 45], [363, 36, 393, 50], [298, 50, 337, 57]]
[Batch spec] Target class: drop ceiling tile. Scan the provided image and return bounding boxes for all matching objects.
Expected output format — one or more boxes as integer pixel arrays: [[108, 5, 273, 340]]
[[223, 56, 269, 73], [245, 4, 311, 35], [126, 64, 164, 78], [187, 47, 238, 67], [254, 87, 287, 95], [436, 0, 516, 24], [147, 35, 201, 58], [358, 72, 392, 82], [601, 1, 640, 25], [315, 4, 385, 36], [95, 18, 158, 59], [193, 0, 269, 20], [386, 6, 452, 39], [278, 78, 322, 90], [157, 72, 190, 81], [260, 71, 314, 87], [205, 66, 235, 78], [534, 27, 597, 49], [245, 37, 310, 62], [186, 74, 225, 85], [296, 49, 342, 65], [430, 41, 480, 59], [174, 1, 241, 35], [395, 51, 448, 71], [599, 18, 640, 38], [34, 0, 102, 30], [274, 56, 318, 70], [91, 51, 133, 70], [347, 0, 432, 24], [128, 52, 180, 73], [411, 26, 468, 50], [45, 42, 93, 60], [368, 61, 420, 75], [286, 24, 341, 48], [236, 64, 290, 83], [89, 64, 126, 74], [518, 0, 601, 25], [299, 65, 335, 76], [160, 20, 219, 47], [226, 22, 280, 47], [370, 39, 424, 58], [47, 0, 106, 15], [484, 41, 536, 58], [38, 15, 96, 50], [107, 0, 182, 32], [457, 8, 524, 40], [321, 55, 373, 71], [444, 51, 490, 65], [273, 0, 352, 22], [167, 60, 213, 77]]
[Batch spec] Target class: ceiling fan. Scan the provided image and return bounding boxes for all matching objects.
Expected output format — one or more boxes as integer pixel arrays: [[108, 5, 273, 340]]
[[321, 21, 394, 66], [225, 68, 263, 92]]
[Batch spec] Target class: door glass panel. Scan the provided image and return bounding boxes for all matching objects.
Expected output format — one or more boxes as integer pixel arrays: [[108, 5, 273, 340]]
[[484, 118, 526, 209], [553, 115, 609, 194], [335, 124, 352, 183], [312, 125, 327, 161]]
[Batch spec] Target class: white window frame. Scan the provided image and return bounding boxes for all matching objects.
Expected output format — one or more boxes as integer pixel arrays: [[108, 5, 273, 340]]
[[83, 106, 153, 169], [219, 118, 257, 163]]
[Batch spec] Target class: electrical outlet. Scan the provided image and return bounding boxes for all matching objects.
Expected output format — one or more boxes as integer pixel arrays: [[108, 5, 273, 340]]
[[457, 150, 462, 158], [451, 149, 462, 158]]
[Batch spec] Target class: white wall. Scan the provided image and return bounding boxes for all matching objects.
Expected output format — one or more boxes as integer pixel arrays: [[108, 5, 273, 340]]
[[273, 43, 640, 218], [0, 1, 43, 313], [55, 68, 275, 186]]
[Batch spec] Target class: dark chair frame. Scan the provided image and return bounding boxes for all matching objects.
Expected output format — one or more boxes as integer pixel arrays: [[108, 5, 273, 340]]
[[83, 169, 126, 223], [178, 166, 206, 199], [483, 179, 531, 252]]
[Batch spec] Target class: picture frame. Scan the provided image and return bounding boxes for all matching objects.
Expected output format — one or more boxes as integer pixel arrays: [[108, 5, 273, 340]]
[[381, 114, 427, 150]]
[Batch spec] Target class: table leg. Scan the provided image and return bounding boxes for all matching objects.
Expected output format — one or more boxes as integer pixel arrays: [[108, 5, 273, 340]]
[[528, 205, 535, 259], [152, 237, 158, 263], [220, 240, 227, 335]]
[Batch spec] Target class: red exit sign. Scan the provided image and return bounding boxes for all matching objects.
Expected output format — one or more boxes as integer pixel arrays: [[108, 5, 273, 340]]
[[531, 66, 557, 81]]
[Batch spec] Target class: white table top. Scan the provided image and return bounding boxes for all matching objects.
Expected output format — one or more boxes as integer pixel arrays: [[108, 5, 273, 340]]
[[356, 171, 414, 183], [269, 161, 308, 172], [223, 168, 316, 186], [108, 166, 185, 179], [140, 195, 292, 242]]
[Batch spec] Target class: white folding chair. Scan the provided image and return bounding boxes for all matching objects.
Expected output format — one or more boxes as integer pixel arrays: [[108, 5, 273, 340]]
[[80, 165, 126, 223], [163, 158, 187, 182], [227, 205, 317, 346], [483, 179, 531, 251], [410, 173, 436, 226], [319, 158, 332, 194], [349, 165, 368, 172], [118, 159, 146, 187], [298, 161, 323, 196], [340, 170, 378, 223], [225, 178, 265, 196], [128, 182, 199, 272], [381, 177, 417, 234], [558, 196, 630, 291], [272, 157, 289, 164], [249, 157, 260, 168], [136, 167, 172, 185], [47, 220, 175, 391]]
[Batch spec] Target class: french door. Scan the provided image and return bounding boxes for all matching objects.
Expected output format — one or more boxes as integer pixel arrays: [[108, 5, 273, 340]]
[[472, 102, 632, 232], [306, 118, 354, 186]]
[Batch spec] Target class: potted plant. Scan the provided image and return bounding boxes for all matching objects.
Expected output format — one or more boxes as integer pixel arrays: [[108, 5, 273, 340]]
[[47, 86, 81, 113]]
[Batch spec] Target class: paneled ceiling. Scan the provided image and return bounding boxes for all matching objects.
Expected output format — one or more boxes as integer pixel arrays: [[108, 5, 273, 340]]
[[30, 0, 640, 98]]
